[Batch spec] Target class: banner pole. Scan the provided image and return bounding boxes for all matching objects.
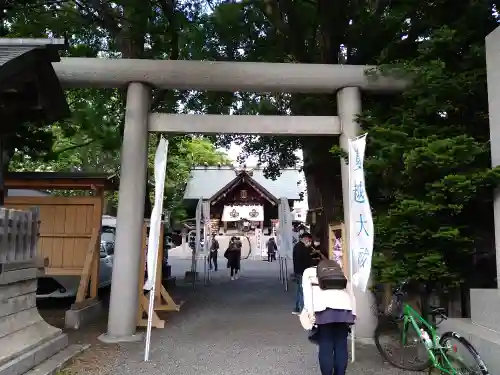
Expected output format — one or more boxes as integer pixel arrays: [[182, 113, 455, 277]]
[[144, 265, 157, 361], [347, 137, 356, 363], [143, 137, 168, 362]]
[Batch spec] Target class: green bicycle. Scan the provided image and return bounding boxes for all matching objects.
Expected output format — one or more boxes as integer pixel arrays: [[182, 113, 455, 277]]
[[374, 281, 490, 375]]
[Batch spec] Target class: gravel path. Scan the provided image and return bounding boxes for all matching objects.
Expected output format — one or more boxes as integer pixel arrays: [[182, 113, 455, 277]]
[[69, 259, 418, 375], [67, 258, 418, 375]]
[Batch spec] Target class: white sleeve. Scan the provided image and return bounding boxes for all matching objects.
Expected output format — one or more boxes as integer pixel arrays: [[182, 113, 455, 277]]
[[302, 269, 313, 313]]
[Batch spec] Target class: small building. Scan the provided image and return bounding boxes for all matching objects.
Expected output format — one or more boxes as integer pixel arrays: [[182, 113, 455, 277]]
[[183, 166, 303, 234]]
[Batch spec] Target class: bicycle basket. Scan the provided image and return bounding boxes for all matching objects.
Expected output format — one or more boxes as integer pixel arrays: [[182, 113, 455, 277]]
[[385, 295, 403, 318]]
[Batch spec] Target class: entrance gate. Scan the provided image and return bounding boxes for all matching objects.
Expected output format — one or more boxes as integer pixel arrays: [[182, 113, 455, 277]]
[[52, 57, 406, 343]]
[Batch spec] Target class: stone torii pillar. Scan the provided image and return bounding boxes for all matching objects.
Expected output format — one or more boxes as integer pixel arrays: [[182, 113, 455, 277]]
[[337, 87, 377, 339], [99, 83, 151, 343]]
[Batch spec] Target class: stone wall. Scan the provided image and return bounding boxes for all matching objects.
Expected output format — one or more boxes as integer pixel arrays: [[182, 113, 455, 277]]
[[0, 208, 68, 375]]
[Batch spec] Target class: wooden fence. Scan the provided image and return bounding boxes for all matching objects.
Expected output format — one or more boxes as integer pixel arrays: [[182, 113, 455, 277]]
[[5, 196, 103, 302]]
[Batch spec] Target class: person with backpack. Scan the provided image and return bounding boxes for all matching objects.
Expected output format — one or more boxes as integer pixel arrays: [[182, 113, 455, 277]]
[[299, 259, 356, 375], [208, 234, 219, 271], [292, 232, 316, 314]]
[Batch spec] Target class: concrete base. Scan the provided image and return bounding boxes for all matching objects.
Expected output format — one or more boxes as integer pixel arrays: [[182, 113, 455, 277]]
[[353, 286, 377, 339], [184, 271, 199, 282], [470, 288, 500, 331], [98, 332, 143, 344], [439, 318, 500, 373], [439, 288, 500, 374], [65, 299, 102, 330]]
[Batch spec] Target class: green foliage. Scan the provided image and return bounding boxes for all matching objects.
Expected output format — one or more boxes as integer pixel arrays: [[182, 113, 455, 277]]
[[358, 1, 500, 287], [201, 0, 500, 289], [3, 0, 232, 223]]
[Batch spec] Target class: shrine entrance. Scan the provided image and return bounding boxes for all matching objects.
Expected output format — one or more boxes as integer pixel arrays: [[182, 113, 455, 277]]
[[51, 55, 406, 343]]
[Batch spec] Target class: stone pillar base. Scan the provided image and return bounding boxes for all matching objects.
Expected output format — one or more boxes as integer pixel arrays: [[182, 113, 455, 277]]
[[0, 268, 70, 375]]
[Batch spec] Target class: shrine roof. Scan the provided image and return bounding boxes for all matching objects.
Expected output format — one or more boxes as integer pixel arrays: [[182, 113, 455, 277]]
[[0, 39, 70, 133], [183, 166, 303, 201]]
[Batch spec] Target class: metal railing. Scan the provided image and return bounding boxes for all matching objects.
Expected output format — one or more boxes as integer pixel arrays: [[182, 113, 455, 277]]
[[279, 256, 289, 292]]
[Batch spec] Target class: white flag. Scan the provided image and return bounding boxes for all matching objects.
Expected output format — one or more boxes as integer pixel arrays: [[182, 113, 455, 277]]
[[278, 197, 294, 260], [348, 134, 374, 292], [144, 138, 169, 291]]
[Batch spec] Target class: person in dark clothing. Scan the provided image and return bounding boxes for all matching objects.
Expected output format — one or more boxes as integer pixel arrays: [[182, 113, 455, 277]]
[[208, 234, 219, 271], [292, 232, 314, 314], [266, 237, 277, 262], [225, 237, 241, 280], [311, 238, 327, 263]]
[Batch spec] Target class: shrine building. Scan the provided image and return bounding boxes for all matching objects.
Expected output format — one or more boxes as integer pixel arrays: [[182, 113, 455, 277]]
[[183, 166, 303, 234]]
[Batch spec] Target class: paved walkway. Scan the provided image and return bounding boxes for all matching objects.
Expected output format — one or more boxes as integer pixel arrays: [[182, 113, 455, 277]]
[[96, 259, 415, 375]]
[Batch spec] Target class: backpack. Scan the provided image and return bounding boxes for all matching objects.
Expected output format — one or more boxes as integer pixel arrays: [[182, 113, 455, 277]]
[[316, 259, 347, 290]]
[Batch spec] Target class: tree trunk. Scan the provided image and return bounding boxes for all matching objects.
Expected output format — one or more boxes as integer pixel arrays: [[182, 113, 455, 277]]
[[302, 138, 343, 249], [289, 93, 342, 249]]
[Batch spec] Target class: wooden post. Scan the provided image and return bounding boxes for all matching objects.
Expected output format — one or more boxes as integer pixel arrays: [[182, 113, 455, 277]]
[[137, 222, 182, 329], [90, 192, 103, 298], [75, 228, 99, 303], [154, 226, 164, 304]]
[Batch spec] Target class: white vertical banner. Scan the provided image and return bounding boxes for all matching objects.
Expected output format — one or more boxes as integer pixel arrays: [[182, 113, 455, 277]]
[[144, 137, 169, 361], [202, 201, 210, 253], [194, 198, 202, 259], [348, 133, 374, 292], [278, 198, 294, 260], [255, 228, 265, 257]]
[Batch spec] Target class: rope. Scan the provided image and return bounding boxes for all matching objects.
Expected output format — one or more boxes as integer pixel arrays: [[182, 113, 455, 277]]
[[241, 235, 252, 260]]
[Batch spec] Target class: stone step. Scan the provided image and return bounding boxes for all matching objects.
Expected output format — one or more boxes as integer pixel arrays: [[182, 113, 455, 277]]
[[24, 344, 89, 375], [0, 321, 62, 366], [470, 289, 500, 331], [0, 330, 68, 375], [439, 318, 500, 373]]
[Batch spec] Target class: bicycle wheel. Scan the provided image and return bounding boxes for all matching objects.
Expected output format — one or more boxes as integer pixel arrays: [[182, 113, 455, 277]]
[[374, 316, 431, 371], [439, 332, 489, 375]]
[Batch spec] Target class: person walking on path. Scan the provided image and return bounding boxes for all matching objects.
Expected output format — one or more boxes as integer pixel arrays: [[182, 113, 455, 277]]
[[224, 237, 241, 280], [300, 265, 356, 375], [292, 232, 315, 314], [266, 237, 277, 262], [208, 234, 219, 271]]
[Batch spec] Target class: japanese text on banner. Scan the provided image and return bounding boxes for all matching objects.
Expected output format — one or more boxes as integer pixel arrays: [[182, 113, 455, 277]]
[[348, 134, 374, 292]]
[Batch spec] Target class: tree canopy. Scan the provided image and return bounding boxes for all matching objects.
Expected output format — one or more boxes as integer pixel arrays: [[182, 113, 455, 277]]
[[2, 0, 500, 290]]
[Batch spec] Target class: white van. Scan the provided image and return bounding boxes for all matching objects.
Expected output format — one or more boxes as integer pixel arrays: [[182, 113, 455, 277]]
[[36, 215, 116, 299]]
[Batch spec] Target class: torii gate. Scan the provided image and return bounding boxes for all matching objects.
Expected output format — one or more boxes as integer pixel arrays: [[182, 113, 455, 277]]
[[52, 57, 406, 343]]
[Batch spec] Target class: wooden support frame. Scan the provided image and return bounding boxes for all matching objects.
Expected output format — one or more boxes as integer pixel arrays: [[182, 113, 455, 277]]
[[137, 222, 182, 329], [328, 222, 348, 277], [75, 228, 99, 303]]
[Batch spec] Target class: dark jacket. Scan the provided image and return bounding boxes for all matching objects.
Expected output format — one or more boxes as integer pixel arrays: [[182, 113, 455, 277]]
[[210, 239, 219, 252], [293, 241, 314, 276], [225, 242, 241, 269], [267, 239, 277, 253]]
